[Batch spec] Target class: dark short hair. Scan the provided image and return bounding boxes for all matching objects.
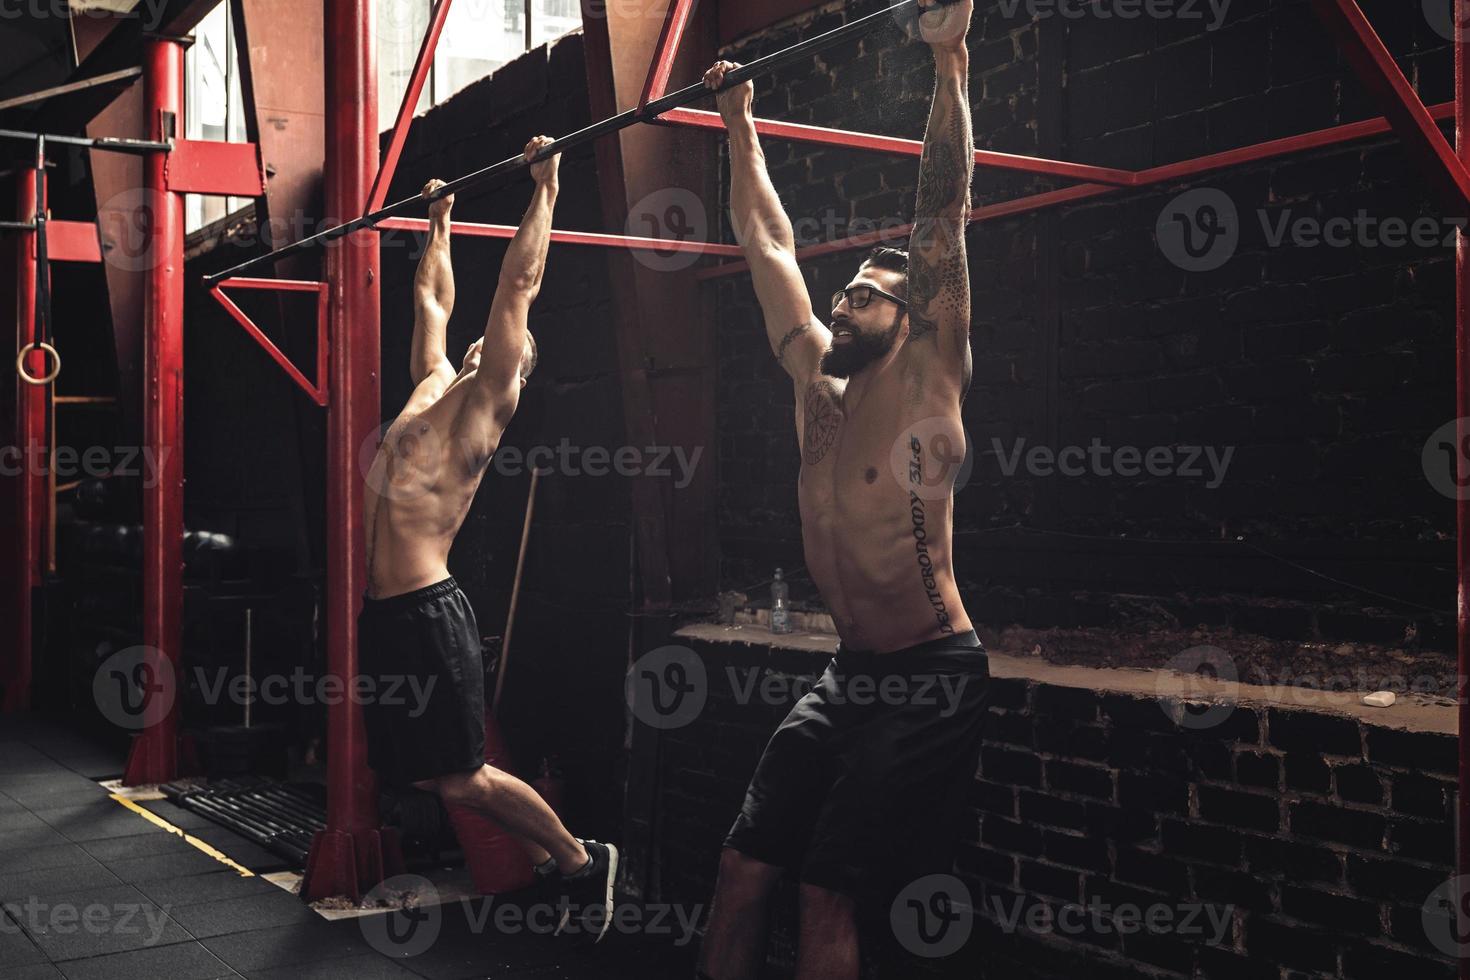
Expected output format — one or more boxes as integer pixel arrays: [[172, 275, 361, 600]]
[[862, 246, 909, 298], [521, 331, 539, 380]]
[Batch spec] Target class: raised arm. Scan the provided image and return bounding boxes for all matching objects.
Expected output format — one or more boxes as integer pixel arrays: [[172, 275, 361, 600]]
[[906, 0, 975, 388], [705, 61, 830, 386], [454, 137, 559, 467], [411, 179, 456, 385]]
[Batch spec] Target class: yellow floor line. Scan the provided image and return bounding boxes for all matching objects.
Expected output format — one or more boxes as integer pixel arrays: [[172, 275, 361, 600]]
[[108, 794, 256, 877]]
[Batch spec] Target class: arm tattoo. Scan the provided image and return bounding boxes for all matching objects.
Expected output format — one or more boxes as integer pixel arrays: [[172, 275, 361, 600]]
[[776, 323, 809, 365], [802, 380, 842, 466], [909, 74, 973, 346]]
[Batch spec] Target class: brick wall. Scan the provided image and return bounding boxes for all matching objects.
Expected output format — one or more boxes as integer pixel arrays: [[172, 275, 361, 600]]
[[710, 0, 1458, 672], [656, 632, 1458, 979]]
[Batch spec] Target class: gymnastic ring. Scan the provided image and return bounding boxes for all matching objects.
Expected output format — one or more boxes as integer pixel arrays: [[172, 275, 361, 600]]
[[16, 341, 60, 386]]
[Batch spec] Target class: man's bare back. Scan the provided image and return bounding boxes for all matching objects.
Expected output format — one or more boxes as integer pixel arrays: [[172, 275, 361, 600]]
[[364, 139, 560, 600]]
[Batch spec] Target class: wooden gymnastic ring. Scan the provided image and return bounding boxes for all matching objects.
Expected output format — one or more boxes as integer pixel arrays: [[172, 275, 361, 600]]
[[16, 341, 60, 386]]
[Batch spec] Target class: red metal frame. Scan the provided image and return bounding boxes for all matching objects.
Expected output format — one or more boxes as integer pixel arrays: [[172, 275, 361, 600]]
[[366, 0, 456, 213], [638, 0, 697, 111], [207, 279, 329, 406]]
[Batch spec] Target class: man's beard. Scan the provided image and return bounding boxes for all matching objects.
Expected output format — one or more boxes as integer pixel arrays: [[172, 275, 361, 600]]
[[819, 317, 901, 379]]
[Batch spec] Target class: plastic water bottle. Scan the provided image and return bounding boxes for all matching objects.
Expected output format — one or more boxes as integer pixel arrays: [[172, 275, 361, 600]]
[[770, 568, 791, 634]]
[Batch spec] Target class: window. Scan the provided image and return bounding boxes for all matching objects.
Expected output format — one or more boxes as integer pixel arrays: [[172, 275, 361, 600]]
[[377, 0, 582, 131], [184, 1, 249, 233]]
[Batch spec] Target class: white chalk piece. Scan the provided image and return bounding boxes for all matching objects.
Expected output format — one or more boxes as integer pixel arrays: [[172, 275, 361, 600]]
[[1362, 691, 1396, 708]]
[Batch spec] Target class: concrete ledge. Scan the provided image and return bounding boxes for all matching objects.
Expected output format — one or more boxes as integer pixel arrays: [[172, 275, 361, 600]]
[[673, 623, 1456, 736]]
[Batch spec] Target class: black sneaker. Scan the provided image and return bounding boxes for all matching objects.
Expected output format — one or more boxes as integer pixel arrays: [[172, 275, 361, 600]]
[[555, 839, 619, 943], [505, 862, 561, 935]]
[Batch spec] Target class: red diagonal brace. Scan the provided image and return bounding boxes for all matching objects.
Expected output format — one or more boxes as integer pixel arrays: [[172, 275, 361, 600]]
[[367, 0, 457, 214], [1308, 0, 1470, 213], [209, 278, 329, 406], [639, 0, 698, 110], [656, 106, 1139, 186]]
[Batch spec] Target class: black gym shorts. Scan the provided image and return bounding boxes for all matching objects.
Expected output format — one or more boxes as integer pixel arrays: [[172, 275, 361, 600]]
[[358, 577, 486, 787], [723, 629, 992, 906]]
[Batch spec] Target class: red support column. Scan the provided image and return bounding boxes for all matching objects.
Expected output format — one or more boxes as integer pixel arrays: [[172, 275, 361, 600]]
[[5, 168, 44, 712], [123, 36, 187, 784], [1456, 10, 1469, 978], [300, 0, 402, 902]]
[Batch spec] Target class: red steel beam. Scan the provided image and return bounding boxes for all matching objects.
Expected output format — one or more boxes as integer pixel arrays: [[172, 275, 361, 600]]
[[657, 106, 1140, 186], [123, 36, 186, 785], [699, 101, 1457, 278], [638, 0, 698, 110], [366, 0, 456, 214], [1308, 0, 1470, 214], [5, 168, 43, 712], [377, 215, 744, 255], [301, 0, 401, 903], [207, 280, 329, 407]]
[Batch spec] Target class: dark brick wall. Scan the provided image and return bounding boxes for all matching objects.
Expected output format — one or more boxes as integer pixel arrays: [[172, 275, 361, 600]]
[[711, 0, 1458, 659], [375, 33, 633, 841], [656, 636, 1458, 979]]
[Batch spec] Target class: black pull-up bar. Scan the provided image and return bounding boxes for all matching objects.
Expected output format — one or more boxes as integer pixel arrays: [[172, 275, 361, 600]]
[[203, 0, 959, 286]]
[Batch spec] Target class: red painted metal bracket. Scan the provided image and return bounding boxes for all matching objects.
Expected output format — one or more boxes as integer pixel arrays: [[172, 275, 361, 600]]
[[377, 215, 743, 255], [1308, 0, 1470, 213], [208, 277, 329, 406], [165, 139, 266, 196], [639, 0, 697, 110], [40, 220, 102, 263], [367, 0, 457, 214]]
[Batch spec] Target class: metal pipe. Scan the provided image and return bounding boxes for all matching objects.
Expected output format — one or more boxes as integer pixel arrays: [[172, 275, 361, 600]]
[[203, 0, 946, 286], [122, 37, 186, 783], [0, 128, 171, 154]]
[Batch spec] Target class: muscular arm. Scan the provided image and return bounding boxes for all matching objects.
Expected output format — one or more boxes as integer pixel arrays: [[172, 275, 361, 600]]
[[476, 178, 555, 408], [411, 203, 455, 385], [709, 62, 830, 386], [908, 43, 974, 389]]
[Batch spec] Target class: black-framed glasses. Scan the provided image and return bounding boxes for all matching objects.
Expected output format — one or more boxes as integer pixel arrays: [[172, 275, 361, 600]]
[[831, 284, 907, 312]]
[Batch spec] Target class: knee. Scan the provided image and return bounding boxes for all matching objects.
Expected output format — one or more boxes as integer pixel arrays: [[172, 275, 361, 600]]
[[428, 765, 496, 805], [715, 848, 782, 905]]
